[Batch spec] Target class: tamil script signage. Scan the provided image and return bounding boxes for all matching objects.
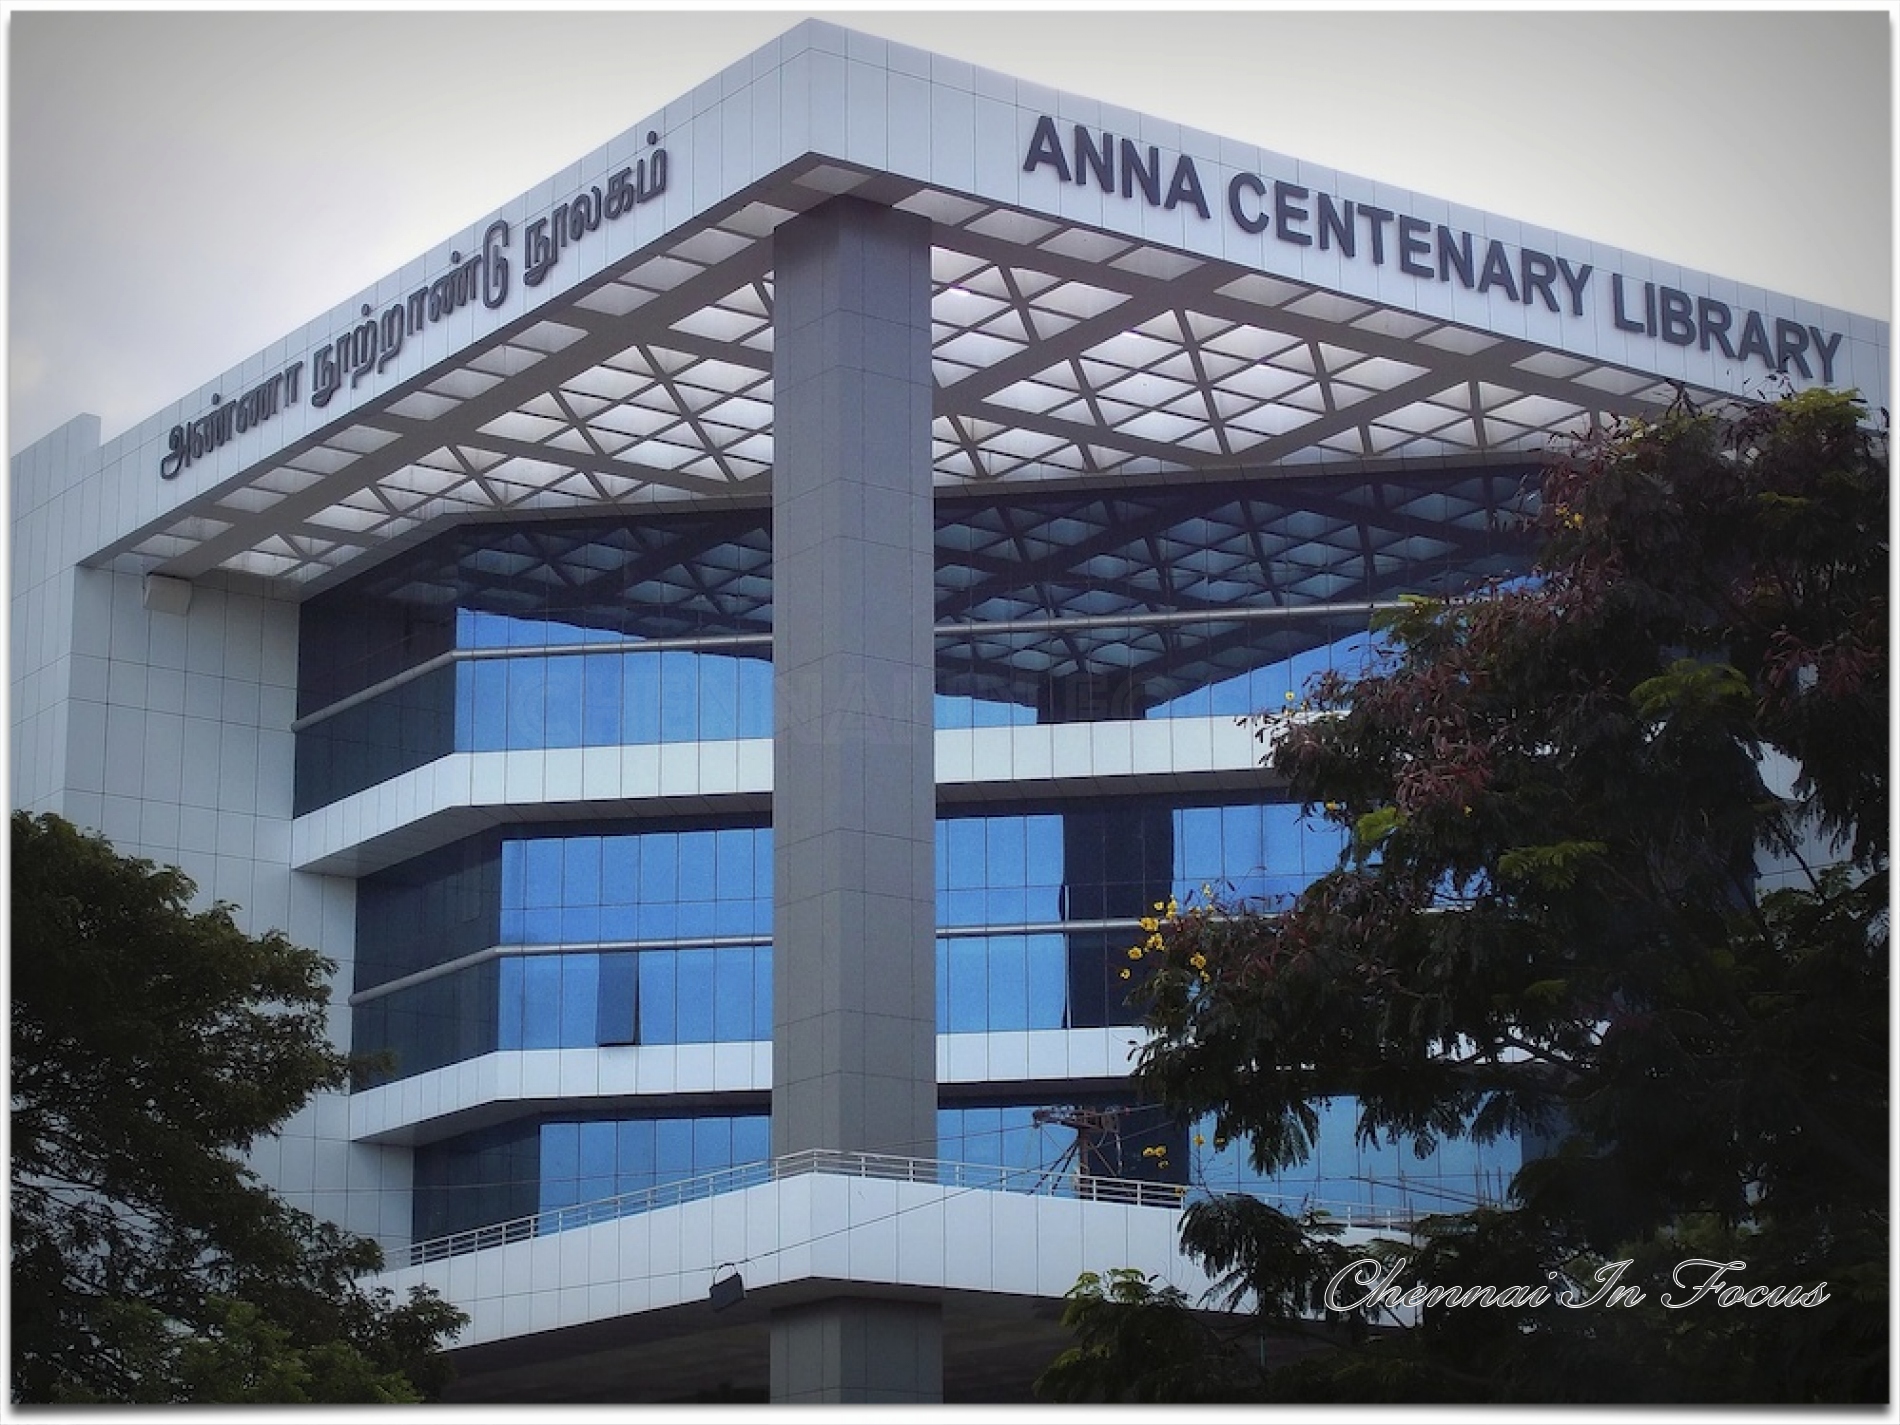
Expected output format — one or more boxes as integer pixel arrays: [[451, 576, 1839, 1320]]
[[161, 135, 669, 479], [158, 111, 1849, 482]]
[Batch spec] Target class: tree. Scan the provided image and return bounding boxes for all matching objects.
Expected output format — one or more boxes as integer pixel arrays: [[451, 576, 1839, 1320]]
[[1039, 387, 1888, 1404], [10, 811, 467, 1403]]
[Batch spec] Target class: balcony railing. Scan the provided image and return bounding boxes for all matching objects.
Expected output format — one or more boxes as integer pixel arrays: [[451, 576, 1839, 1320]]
[[402, 1148, 1421, 1266]]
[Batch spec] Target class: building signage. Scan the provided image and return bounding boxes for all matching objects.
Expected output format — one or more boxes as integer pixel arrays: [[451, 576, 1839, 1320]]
[[1022, 116, 1846, 385], [158, 363, 306, 481], [161, 134, 669, 479], [157, 112, 1845, 483]]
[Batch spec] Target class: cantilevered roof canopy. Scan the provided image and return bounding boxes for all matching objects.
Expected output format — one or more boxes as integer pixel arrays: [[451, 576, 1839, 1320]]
[[87, 21, 1884, 598]]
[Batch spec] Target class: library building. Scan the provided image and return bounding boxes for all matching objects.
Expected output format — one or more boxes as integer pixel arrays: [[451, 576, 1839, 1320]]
[[11, 20, 1885, 1404]]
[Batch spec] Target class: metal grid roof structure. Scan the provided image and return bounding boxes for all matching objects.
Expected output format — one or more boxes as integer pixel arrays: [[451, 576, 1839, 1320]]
[[301, 459, 1532, 723], [84, 22, 1880, 608], [114, 182, 1663, 592]]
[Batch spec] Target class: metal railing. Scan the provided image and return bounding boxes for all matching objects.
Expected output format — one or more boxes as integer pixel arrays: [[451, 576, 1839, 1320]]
[[402, 1148, 1420, 1266]]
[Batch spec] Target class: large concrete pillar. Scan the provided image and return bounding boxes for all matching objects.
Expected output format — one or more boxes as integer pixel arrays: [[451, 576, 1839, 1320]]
[[769, 1298, 943, 1406], [769, 197, 941, 1403]]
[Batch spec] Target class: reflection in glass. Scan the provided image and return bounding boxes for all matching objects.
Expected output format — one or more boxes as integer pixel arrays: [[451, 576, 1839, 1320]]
[[1187, 1100, 1520, 1220], [354, 800, 1345, 1083], [411, 1110, 771, 1242]]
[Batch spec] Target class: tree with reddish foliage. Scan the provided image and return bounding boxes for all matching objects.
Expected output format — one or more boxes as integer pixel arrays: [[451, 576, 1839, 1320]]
[[1039, 388, 1887, 1404]]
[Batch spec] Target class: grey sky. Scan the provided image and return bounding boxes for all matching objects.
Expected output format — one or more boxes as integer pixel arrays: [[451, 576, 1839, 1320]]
[[8, 7, 1891, 455]]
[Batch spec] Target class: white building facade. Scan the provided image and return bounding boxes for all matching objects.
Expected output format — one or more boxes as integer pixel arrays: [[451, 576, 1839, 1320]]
[[11, 22, 1886, 1403]]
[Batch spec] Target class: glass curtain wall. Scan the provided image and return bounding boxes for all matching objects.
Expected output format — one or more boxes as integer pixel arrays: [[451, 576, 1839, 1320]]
[[294, 471, 1532, 812], [352, 796, 1346, 1085], [312, 471, 1535, 1250]]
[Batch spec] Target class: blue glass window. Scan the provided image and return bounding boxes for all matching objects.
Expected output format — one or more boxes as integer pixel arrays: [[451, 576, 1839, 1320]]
[[934, 693, 1038, 729], [937, 1103, 1101, 1183], [942, 938, 988, 1034], [543, 654, 584, 746], [581, 653, 622, 745], [751, 948, 774, 1041], [654, 1118, 694, 1180], [520, 839, 563, 942], [1148, 628, 1388, 724], [505, 656, 546, 749], [541, 1122, 580, 1211], [597, 953, 637, 1046], [639, 835, 677, 913], [563, 836, 603, 908], [1187, 1100, 1521, 1221], [356, 800, 1334, 1082], [935, 813, 1063, 927], [300, 639, 774, 812], [416, 1102, 1474, 1246], [1172, 802, 1344, 909], [700, 655, 739, 741], [712, 949, 755, 1043], [658, 651, 698, 742], [412, 1110, 771, 1243], [637, 951, 677, 1042], [935, 934, 1067, 1034], [577, 1119, 618, 1206], [557, 956, 598, 1046], [714, 828, 756, 918], [941, 818, 984, 892], [623, 654, 663, 743], [518, 956, 562, 1050], [602, 834, 639, 902], [672, 949, 716, 1042], [691, 1116, 729, 1173], [733, 1115, 770, 1166], [987, 938, 1028, 1030], [737, 658, 773, 739], [617, 1120, 656, 1197], [297, 487, 1514, 817], [496, 957, 523, 1051]]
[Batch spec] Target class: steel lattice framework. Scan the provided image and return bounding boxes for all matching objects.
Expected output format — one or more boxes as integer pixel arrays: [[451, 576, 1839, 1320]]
[[105, 157, 1678, 598]]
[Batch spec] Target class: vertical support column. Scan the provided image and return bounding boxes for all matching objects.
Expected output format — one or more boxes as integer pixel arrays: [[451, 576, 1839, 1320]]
[[770, 1299, 943, 1406], [770, 193, 942, 1407], [771, 195, 935, 1164]]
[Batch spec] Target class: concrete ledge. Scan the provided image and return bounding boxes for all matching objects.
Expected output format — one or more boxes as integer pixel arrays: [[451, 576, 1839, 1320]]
[[348, 1030, 1141, 1144], [291, 717, 1278, 876]]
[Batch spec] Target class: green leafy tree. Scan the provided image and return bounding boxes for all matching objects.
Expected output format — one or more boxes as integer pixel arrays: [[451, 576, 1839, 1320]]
[[1040, 388, 1887, 1404], [10, 811, 467, 1403]]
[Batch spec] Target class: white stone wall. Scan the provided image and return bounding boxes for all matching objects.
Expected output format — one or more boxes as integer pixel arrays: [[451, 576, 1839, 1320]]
[[376, 1173, 1225, 1348], [10, 416, 406, 1249]]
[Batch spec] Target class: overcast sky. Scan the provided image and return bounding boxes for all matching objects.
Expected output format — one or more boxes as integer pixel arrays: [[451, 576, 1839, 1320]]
[[8, 6, 1891, 455]]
